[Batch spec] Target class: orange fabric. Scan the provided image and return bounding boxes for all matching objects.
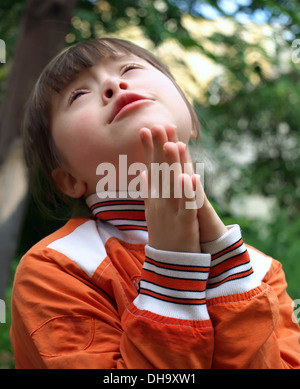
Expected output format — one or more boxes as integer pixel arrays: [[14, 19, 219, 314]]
[[10, 217, 300, 369]]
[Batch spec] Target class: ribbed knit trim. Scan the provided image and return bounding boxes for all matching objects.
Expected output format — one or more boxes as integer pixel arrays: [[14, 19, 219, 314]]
[[86, 193, 147, 231], [201, 225, 260, 298], [133, 245, 211, 321]]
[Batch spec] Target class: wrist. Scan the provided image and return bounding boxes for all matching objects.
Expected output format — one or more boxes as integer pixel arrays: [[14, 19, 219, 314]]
[[198, 198, 227, 244]]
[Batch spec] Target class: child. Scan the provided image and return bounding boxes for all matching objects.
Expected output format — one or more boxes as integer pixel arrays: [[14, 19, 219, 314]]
[[10, 37, 300, 368]]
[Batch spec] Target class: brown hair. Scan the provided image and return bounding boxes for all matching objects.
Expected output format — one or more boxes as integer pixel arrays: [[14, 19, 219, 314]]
[[23, 37, 200, 219]]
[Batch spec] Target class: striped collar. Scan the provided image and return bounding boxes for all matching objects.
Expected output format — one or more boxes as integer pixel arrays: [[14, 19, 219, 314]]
[[86, 193, 147, 232]]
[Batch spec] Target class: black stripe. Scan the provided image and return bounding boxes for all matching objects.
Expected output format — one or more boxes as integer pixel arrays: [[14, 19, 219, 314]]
[[211, 238, 243, 258], [93, 201, 144, 209], [141, 279, 206, 293], [103, 219, 147, 224], [116, 226, 148, 231], [145, 256, 210, 271], [210, 249, 248, 268], [140, 287, 205, 302], [207, 267, 253, 288], [140, 290, 207, 305], [95, 209, 145, 216], [209, 258, 251, 278], [143, 266, 208, 281]]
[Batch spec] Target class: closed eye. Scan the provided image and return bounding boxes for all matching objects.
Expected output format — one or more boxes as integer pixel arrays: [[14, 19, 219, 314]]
[[122, 63, 143, 74], [69, 89, 88, 104]]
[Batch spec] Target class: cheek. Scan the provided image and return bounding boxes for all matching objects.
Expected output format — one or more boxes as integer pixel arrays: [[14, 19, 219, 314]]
[[151, 76, 193, 142], [52, 112, 102, 168], [167, 90, 193, 142]]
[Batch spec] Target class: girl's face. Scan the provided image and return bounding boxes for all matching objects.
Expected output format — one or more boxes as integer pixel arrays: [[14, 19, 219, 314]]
[[50, 52, 195, 197]]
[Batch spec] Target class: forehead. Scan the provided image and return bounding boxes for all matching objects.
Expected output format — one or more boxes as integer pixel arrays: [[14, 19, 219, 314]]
[[91, 52, 147, 70]]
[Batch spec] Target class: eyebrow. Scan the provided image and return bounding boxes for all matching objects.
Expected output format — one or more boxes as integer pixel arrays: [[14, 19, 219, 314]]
[[106, 52, 140, 62]]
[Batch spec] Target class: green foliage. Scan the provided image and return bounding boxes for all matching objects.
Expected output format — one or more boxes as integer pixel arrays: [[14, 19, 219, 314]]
[[201, 70, 300, 218], [0, 0, 24, 58], [221, 210, 300, 301], [71, 0, 192, 44]]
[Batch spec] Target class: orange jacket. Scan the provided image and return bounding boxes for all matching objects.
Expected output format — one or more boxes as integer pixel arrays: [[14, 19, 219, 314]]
[[10, 196, 300, 369]]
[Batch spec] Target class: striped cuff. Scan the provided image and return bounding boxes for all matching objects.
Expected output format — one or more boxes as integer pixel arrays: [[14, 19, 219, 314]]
[[201, 225, 260, 299], [133, 246, 211, 321]]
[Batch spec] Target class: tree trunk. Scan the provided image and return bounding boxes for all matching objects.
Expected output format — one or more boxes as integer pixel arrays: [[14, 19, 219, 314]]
[[0, 0, 77, 299]]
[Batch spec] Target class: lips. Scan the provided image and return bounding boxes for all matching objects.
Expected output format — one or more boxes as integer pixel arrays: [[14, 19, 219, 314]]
[[109, 93, 152, 123]]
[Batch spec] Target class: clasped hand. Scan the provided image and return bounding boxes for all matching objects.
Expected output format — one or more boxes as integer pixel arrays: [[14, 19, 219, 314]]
[[139, 124, 227, 253]]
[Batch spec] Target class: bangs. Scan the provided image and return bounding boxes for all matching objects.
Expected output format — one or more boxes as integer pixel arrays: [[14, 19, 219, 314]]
[[38, 37, 175, 97], [41, 40, 121, 94]]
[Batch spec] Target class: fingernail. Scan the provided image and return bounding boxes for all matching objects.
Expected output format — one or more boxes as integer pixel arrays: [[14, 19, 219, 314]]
[[177, 141, 186, 149]]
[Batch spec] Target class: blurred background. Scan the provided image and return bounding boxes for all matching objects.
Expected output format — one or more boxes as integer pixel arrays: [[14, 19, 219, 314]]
[[0, 0, 299, 368]]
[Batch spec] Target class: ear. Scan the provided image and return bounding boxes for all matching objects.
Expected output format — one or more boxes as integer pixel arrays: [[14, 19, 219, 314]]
[[189, 113, 201, 139], [190, 123, 200, 139], [51, 167, 87, 198]]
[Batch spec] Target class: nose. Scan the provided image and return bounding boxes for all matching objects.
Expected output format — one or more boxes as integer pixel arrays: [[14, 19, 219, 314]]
[[102, 78, 128, 102]]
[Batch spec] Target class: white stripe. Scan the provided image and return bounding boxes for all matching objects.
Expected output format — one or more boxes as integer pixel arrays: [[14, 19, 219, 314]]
[[96, 219, 148, 245], [141, 280, 206, 300], [108, 219, 147, 227], [207, 262, 252, 285], [145, 245, 211, 268], [247, 246, 272, 283], [134, 293, 210, 321], [47, 220, 107, 278], [211, 243, 246, 267], [143, 261, 208, 280], [206, 271, 260, 299], [94, 204, 145, 213], [201, 224, 241, 254]]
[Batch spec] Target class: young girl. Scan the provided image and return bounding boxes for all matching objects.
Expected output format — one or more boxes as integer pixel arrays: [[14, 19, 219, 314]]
[[10, 37, 300, 369]]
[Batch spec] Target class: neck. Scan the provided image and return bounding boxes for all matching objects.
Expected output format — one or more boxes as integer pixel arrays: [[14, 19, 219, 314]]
[[86, 193, 147, 231]]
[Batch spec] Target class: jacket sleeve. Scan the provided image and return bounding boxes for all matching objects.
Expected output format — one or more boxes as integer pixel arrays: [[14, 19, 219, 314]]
[[10, 250, 125, 369], [201, 225, 300, 369], [120, 248, 214, 368], [260, 258, 300, 368], [11, 244, 214, 369]]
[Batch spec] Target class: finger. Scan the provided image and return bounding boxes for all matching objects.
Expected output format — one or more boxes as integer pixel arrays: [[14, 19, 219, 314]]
[[165, 124, 178, 143], [139, 127, 153, 168], [163, 141, 182, 164], [176, 141, 194, 176], [179, 173, 197, 211], [163, 142, 182, 201], [176, 141, 187, 174], [192, 174, 205, 210], [150, 124, 169, 164], [140, 169, 149, 206], [148, 125, 169, 198]]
